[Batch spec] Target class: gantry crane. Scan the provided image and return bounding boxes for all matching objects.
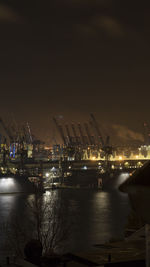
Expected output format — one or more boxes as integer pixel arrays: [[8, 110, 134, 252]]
[[65, 124, 72, 146], [84, 123, 93, 146], [78, 123, 85, 145], [90, 113, 112, 164], [53, 117, 67, 146], [90, 113, 104, 147], [0, 117, 14, 144]]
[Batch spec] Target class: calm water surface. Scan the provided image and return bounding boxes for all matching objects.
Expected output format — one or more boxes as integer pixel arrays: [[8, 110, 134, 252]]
[[0, 173, 131, 260]]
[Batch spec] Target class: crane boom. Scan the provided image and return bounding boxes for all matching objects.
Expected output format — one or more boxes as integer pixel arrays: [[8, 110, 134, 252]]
[[90, 113, 104, 147], [26, 122, 33, 143], [65, 124, 72, 145], [78, 123, 85, 145], [0, 117, 14, 143], [71, 124, 79, 144], [84, 123, 93, 145], [53, 117, 66, 145]]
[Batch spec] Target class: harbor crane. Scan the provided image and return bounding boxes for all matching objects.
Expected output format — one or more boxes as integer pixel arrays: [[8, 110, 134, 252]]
[[71, 124, 79, 145], [53, 117, 67, 146], [84, 123, 93, 146], [0, 117, 14, 143], [65, 124, 73, 146], [90, 113, 104, 147], [26, 122, 33, 144], [78, 123, 85, 145], [53, 118, 79, 159], [90, 113, 112, 162]]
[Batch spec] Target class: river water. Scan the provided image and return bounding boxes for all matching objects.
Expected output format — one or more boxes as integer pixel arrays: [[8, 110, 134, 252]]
[[0, 172, 131, 262]]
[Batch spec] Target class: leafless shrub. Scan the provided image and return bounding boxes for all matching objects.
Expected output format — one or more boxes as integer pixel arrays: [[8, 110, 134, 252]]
[[3, 190, 72, 258]]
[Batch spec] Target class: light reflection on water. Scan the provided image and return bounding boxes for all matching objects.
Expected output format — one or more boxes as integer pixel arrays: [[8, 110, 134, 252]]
[[64, 188, 130, 252], [0, 174, 130, 256], [0, 177, 20, 194], [102, 172, 130, 191], [117, 173, 130, 186]]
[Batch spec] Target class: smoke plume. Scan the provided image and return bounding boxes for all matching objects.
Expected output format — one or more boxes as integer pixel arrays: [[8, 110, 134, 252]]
[[112, 124, 144, 142]]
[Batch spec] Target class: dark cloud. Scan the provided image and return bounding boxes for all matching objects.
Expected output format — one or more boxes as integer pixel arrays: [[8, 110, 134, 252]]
[[0, 0, 149, 144]]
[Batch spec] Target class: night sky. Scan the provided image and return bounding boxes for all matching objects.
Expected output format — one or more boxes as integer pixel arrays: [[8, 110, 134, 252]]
[[0, 0, 150, 145]]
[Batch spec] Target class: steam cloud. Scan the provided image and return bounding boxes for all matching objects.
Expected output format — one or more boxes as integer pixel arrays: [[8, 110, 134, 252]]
[[112, 124, 144, 142]]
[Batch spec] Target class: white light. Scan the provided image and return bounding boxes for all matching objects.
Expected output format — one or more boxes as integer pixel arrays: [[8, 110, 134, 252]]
[[0, 177, 15, 187], [118, 173, 129, 186], [82, 166, 87, 170], [45, 173, 49, 177]]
